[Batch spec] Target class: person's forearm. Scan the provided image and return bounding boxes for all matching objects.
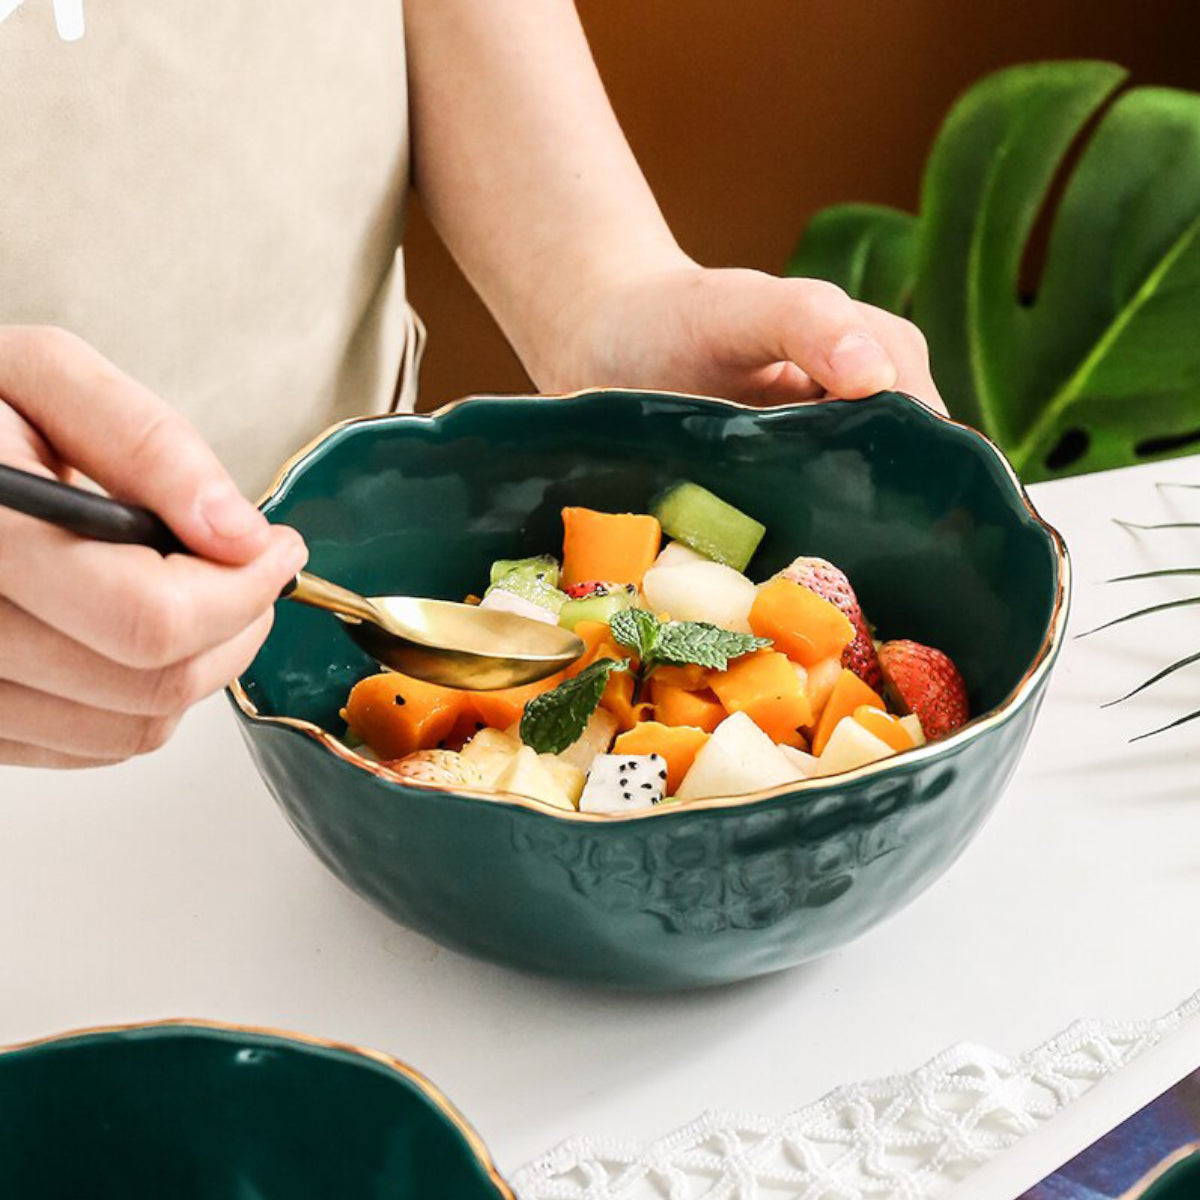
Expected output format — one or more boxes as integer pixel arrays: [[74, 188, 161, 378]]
[[404, 0, 687, 387]]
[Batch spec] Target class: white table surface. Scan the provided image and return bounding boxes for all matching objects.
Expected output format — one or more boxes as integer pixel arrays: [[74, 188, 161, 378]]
[[3, 454, 1200, 1180]]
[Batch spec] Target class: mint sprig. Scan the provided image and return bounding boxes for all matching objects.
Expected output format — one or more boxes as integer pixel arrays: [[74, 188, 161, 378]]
[[609, 609, 770, 673], [520, 658, 629, 754], [518, 613, 770, 756]]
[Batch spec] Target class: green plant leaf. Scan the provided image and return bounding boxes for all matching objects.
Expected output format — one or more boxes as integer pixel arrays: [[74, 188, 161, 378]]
[[792, 60, 1200, 482], [1115, 520, 1200, 531], [1078, 594, 1200, 637], [1102, 648, 1200, 706], [786, 204, 918, 310], [652, 622, 771, 670], [519, 658, 629, 754], [1108, 566, 1200, 582], [1130, 707, 1200, 742], [608, 608, 661, 663]]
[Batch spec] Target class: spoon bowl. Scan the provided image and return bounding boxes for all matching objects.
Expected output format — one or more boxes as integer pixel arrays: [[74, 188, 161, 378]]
[[284, 572, 583, 690]]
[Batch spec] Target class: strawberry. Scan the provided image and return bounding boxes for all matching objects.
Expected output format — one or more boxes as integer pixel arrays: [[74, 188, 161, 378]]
[[777, 556, 882, 690], [877, 640, 969, 740]]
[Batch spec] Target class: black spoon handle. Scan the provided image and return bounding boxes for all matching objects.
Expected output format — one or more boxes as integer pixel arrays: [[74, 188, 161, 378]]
[[0, 463, 188, 556]]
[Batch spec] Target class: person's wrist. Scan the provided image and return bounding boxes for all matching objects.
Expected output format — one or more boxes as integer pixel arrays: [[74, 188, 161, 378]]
[[519, 237, 694, 393]]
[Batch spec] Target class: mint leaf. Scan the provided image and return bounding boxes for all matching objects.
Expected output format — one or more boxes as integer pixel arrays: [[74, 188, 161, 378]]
[[654, 622, 771, 670], [519, 658, 629, 754], [612, 608, 770, 673], [609, 608, 661, 661]]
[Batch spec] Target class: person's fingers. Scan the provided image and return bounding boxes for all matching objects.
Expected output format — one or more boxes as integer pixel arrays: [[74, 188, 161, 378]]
[[0, 679, 182, 760], [857, 306, 947, 414], [0, 738, 120, 770], [0, 509, 305, 669], [0, 599, 274, 717], [690, 270, 900, 397], [740, 361, 824, 406], [0, 326, 272, 564]]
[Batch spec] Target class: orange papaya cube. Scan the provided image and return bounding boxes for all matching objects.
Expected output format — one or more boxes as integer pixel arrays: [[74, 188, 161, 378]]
[[564, 620, 627, 679], [749, 578, 854, 667], [853, 705, 915, 752], [468, 671, 567, 730], [649, 679, 726, 733], [804, 656, 844, 723], [811, 668, 886, 756], [600, 668, 653, 731], [342, 671, 468, 760], [613, 722, 711, 795], [561, 508, 662, 587], [710, 650, 814, 748], [444, 706, 487, 752], [651, 663, 713, 691]]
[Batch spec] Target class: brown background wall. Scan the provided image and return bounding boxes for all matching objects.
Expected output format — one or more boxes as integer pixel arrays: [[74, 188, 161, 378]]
[[405, 0, 1198, 411]]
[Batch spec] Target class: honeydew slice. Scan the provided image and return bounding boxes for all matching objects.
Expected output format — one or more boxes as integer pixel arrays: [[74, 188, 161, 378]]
[[652, 482, 765, 571]]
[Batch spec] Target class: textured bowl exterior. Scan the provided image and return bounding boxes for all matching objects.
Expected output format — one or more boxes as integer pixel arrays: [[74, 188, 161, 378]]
[[0, 1022, 512, 1198], [234, 390, 1068, 990]]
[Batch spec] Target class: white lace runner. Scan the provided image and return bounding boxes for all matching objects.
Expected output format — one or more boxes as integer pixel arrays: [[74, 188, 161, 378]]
[[512, 993, 1200, 1200]]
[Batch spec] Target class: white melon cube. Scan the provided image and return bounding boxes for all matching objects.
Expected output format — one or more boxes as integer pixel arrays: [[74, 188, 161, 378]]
[[675, 712, 807, 801], [493, 746, 576, 809], [461, 727, 522, 787], [641, 561, 756, 633], [478, 588, 560, 625], [778, 744, 818, 778], [813, 717, 897, 777], [540, 755, 585, 805], [899, 714, 926, 747], [580, 753, 667, 813], [652, 542, 711, 570]]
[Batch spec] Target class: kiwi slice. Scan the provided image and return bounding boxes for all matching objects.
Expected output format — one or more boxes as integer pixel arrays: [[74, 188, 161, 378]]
[[651, 482, 765, 572], [489, 554, 561, 588], [487, 556, 566, 614], [558, 585, 638, 630]]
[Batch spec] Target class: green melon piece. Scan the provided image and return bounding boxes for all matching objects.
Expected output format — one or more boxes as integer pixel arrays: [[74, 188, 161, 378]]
[[651, 482, 765, 572]]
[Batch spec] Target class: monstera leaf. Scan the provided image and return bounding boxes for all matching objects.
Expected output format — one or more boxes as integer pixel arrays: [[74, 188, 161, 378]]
[[788, 61, 1200, 483]]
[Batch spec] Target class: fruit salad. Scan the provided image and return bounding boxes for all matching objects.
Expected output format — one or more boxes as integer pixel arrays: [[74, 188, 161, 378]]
[[339, 482, 969, 813]]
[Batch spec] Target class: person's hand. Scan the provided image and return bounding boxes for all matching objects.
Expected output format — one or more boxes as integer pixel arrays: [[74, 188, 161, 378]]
[[0, 326, 307, 769], [543, 261, 945, 412]]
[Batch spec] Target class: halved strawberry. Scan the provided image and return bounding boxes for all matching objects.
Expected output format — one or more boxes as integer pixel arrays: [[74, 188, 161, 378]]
[[777, 556, 882, 690], [877, 640, 969, 740]]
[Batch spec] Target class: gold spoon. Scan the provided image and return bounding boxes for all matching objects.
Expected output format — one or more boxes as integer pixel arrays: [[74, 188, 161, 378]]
[[283, 571, 583, 689], [0, 464, 583, 690]]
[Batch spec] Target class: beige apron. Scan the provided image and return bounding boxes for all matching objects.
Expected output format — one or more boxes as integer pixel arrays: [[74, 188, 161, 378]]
[[0, 0, 421, 493]]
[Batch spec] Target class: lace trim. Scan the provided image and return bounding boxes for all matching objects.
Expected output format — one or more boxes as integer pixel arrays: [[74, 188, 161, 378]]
[[513, 992, 1200, 1199]]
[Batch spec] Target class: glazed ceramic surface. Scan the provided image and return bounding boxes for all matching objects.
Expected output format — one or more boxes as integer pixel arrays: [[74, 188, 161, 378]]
[[0, 1022, 511, 1199], [233, 391, 1068, 989], [1136, 1150, 1200, 1200]]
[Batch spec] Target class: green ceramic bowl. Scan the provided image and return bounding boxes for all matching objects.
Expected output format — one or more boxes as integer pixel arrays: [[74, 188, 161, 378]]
[[232, 390, 1068, 990], [1135, 1149, 1200, 1199], [0, 1021, 512, 1198]]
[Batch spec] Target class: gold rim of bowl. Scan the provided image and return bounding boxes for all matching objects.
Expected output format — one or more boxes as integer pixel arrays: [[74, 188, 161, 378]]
[[0, 1017, 516, 1198], [229, 389, 1071, 824]]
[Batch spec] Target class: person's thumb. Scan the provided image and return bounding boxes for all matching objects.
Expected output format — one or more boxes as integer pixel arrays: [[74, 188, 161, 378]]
[[0, 326, 272, 565]]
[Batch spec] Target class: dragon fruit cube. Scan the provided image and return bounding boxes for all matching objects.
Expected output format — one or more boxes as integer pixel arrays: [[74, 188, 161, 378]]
[[579, 753, 668, 814]]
